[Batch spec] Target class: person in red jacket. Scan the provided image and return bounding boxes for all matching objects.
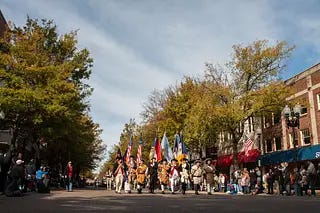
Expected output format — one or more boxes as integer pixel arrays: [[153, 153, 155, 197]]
[[65, 161, 73, 192]]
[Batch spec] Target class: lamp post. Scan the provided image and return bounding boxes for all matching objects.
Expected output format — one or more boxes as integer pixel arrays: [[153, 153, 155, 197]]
[[256, 127, 262, 154], [283, 104, 301, 161], [0, 111, 4, 120]]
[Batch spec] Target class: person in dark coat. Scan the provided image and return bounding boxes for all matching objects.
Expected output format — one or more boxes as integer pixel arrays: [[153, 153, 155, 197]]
[[267, 168, 274, 194], [0, 146, 11, 194], [5, 160, 24, 197], [273, 165, 284, 195], [148, 157, 158, 193], [283, 163, 291, 195]]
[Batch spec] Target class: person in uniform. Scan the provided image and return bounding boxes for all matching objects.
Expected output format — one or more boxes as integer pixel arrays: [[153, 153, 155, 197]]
[[136, 159, 148, 194], [179, 158, 190, 194], [113, 158, 125, 194], [126, 156, 137, 193], [203, 158, 216, 195], [105, 170, 113, 190], [158, 159, 170, 194], [191, 159, 203, 195], [148, 157, 158, 193], [169, 159, 180, 194]]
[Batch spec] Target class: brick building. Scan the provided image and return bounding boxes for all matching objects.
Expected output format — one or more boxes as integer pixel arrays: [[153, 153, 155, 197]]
[[260, 63, 320, 165], [0, 10, 7, 38]]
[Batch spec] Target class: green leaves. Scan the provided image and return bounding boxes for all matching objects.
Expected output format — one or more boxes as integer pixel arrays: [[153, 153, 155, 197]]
[[0, 17, 103, 173]]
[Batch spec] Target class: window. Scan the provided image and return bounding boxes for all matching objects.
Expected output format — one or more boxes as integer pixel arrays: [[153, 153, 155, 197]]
[[275, 137, 282, 151], [300, 129, 311, 145], [300, 106, 307, 115], [266, 139, 272, 152], [289, 133, 298, 148], [317, 94, 320, 110], [273, 112, 281, 125]]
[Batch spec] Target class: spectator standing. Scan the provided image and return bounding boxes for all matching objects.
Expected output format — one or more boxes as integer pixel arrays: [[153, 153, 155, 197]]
[[306, 161, 316, 196], [218, 173, 225, 192], [267, 168, 274, 194], [65, 161, 73, 192]]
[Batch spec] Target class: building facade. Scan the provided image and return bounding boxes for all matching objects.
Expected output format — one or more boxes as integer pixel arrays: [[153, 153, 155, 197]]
[[260, 63, 320, 165]]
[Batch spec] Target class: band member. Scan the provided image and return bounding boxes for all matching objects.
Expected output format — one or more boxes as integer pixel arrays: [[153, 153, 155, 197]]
[[191, 159, 203, 195], [169, 159, 180, 194], [136, 159, 148, 194], [158, 159, 170, 194], [126, 156, 137, 193], [203, 158, 216, 195], [148, 157, 158, 193], [113, 158, 125, 194], [179, 158, 190, 194]]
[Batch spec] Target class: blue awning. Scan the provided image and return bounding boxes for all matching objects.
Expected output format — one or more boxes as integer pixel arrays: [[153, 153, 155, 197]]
[[297, 144, 320, 161], [260, 149, 294, 166], [260, 144, 320, 166]]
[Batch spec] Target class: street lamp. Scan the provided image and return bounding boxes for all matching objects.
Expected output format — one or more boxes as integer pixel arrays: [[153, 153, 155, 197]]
[[256, 127, 262, 154], [0, 111, 4, 120], [283, 104, 301, 161]]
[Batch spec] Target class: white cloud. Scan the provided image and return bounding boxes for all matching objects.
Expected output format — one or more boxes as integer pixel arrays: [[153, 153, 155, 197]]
[[1, 0, 320, 157]]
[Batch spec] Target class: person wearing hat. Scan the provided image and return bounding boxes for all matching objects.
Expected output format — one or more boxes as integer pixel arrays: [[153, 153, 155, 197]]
[[203, 158, 216, 195], [113, 158, 125, 194], [125, 156, 137, 194], [169, 159, 180, 194], [136, 159, 148, 194], [157, 159, 170, 194], [191, 159, 203, 195], [179, 158, 190, 195], [147, 157, 158, 193]]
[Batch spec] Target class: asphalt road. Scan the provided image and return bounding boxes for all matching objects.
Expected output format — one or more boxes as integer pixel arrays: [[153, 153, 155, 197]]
[[0, 189, 319, 213]]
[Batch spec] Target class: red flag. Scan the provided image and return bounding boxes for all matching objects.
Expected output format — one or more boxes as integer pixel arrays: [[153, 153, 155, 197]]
[[154, 135, 162, 162], [125, 135, 133, 164], [243, 137, 254, 156]]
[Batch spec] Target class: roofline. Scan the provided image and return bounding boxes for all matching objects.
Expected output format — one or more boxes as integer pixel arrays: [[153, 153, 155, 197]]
[[285, 62, 320, 85], [0, 10, 8, 27]]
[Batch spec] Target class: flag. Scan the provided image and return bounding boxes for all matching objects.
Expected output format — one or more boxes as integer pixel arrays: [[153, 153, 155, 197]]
[[115, 148, 122, 161], [177, 133, 188, 164], [161, 132, 173, 162], [136, 134, 143, 164], [154, 134, 162, 162], [179, 133, 187, 154], [173, 133, 180, 158], [243, 136, 254, 156], [125, 134, 133, 164]]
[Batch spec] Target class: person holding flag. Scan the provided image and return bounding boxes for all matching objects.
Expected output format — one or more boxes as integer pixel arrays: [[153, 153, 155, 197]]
[[169, 159, 180, 194], [179, 158, 190, 194]]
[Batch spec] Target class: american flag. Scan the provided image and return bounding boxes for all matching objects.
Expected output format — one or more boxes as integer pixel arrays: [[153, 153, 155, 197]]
[[243, 136, 254, 156], [136, 134, 143, 164], [125, 135, 133, 164]]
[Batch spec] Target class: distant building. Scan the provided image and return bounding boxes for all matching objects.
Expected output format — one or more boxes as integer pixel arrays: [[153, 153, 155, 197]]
[[213, 63, 320, 169], [0, 10, 8, 38], [0, 10, 11, 147]]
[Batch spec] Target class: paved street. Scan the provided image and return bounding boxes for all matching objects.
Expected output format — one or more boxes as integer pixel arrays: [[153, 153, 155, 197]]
[[0, 189, 318, 213]]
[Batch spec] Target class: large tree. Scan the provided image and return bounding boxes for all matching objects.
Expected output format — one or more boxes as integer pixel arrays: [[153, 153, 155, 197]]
[[206, 40, 294, 166], [0, 18, 103, 173]]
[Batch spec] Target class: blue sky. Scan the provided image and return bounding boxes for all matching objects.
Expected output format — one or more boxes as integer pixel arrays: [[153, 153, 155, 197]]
[[1, 0, 320, 159]]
